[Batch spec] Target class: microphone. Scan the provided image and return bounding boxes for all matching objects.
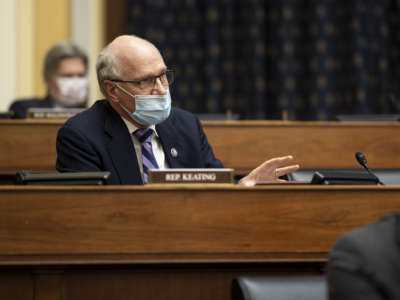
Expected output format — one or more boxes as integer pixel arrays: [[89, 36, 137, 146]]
[[355, 152, 384, 185]]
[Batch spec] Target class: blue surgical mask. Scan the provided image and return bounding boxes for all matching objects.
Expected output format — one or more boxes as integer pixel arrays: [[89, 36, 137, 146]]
[[116, 85, 171, 126]]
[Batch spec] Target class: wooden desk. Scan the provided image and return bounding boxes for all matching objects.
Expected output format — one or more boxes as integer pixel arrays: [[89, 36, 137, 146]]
[[0, 185, 399, 300], [1, 120, 399, 176], [204, 121, 400, 174], [0, 120, 60, 173]]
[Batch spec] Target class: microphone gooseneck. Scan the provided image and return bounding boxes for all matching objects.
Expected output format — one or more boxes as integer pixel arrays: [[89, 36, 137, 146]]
[[355, 152, 368, 169], [354, 152, 384, 185]]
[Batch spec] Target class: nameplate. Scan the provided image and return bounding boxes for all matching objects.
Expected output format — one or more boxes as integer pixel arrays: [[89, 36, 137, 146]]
[[27, 108, 85, 119], [148, 168, 234, 184]]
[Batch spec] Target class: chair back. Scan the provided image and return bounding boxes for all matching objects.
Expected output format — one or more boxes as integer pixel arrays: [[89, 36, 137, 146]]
[[231, 276, 327, 300]]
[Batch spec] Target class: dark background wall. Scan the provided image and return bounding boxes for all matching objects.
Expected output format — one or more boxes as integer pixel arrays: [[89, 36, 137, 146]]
[[106, 0, 400, 120]]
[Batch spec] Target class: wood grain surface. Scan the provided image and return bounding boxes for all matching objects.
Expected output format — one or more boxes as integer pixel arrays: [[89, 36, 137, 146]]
[[0, 185, 398, 263], [1, 120, 399, 174], [0, 184, 396, 300]]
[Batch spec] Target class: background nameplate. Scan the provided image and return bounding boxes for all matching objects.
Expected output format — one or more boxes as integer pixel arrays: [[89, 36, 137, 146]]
[[27, 108, 85, 119]]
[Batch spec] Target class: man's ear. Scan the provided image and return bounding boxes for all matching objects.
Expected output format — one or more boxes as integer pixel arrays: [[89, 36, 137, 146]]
[[103, 80, 119, 103]]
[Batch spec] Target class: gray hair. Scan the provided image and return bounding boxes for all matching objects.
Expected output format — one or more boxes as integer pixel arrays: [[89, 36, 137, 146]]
[[44, 40, 88, 80], [96, 48, 121, 96]]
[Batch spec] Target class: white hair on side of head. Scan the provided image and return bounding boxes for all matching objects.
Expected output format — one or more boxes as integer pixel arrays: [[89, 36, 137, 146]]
[[96, 47, 121, 96]]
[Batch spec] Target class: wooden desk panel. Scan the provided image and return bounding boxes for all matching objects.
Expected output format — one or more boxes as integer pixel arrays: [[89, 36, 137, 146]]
[[0, 120, 60, 173], [204, 121, 400, 174], [1, 120, 400, 174], [0, 185, 397, 300], [0, 185, 398, 263]]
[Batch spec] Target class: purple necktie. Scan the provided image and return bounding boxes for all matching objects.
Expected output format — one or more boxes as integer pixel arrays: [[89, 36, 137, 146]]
[[133, 128, 159, 183]]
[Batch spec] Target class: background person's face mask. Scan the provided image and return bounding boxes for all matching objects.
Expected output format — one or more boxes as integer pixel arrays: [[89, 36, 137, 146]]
[[117, 85, 171, 126], [55, 77, 88, 107]]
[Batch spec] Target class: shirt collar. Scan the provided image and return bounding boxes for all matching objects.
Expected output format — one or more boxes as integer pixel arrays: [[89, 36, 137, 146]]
[[120, 116, 159, 137]]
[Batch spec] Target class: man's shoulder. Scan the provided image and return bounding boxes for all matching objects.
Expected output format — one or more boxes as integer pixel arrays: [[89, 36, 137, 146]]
[[66, 99, 108, 119], [340, 214, 397, 246], [9, 97, 53, 118], [10, 98, 40, 105], [331, 214, 400, 262], [158, 107, 201, 133], [62, 100, 110, 131], [170, 107, 196, 118], [167, 107, 200, 125], [10, 97, 51, 109]]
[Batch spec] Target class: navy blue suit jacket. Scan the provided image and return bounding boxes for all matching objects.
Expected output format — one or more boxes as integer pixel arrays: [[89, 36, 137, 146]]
[[56, 100, 223, 185], [9, 96, 54, 119]]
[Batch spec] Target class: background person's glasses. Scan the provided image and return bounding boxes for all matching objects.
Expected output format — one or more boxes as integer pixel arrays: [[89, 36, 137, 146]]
[[112, 69, 174, 91]]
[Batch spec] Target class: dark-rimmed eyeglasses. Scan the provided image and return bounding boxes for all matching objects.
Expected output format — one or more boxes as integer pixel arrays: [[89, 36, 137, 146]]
[[111, 69, 174, 91]]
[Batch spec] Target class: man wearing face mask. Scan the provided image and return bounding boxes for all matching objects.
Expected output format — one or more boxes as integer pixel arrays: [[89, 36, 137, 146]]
[[56, 35, 299, 185], [9, 40, 89, 119]]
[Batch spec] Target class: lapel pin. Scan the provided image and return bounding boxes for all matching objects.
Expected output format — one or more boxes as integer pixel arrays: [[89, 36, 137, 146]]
[[171, 147, 178, 157]]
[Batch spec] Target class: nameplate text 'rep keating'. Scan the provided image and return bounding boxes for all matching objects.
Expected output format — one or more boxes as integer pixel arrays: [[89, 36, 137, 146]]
[[148, 169, 234, 184]]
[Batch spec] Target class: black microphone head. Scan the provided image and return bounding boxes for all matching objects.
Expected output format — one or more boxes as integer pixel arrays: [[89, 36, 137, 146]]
[[355, 152, 368, 168], [354, 152, 384, 185]]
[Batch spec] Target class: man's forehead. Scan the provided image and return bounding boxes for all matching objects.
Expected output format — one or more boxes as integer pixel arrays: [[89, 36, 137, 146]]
[[109, 36, 166, 78], [56, 57, 86, 74], [120, 55, 166, 79]]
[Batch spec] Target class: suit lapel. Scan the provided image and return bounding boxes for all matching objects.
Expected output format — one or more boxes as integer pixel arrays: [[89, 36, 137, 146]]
[[104, 105, 143, 185], [156, 120, 185, 168]]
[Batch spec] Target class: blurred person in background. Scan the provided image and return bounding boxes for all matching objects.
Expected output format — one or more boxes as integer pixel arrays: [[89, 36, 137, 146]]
[[9, 40, 89, 118]]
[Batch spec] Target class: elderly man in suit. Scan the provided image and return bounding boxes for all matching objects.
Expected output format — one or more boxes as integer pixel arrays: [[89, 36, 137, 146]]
[[56, 35, 298, 185]]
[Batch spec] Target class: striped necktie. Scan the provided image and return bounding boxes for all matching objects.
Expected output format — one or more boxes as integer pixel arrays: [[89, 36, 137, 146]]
[[133, 128, 159, 184]]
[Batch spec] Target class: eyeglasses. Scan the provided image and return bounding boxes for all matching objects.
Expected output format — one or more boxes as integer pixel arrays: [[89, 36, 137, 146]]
[[111, 69, 174, 91]]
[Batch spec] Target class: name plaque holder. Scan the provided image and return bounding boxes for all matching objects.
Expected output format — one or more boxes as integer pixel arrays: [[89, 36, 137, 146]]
[[27, 108, 85, 119], [148, 168, 234, 184]]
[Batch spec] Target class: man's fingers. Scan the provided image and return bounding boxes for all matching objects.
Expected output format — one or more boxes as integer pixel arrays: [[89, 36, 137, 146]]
[[276, 164, 300, 177], [260, 155, 294, 171]]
